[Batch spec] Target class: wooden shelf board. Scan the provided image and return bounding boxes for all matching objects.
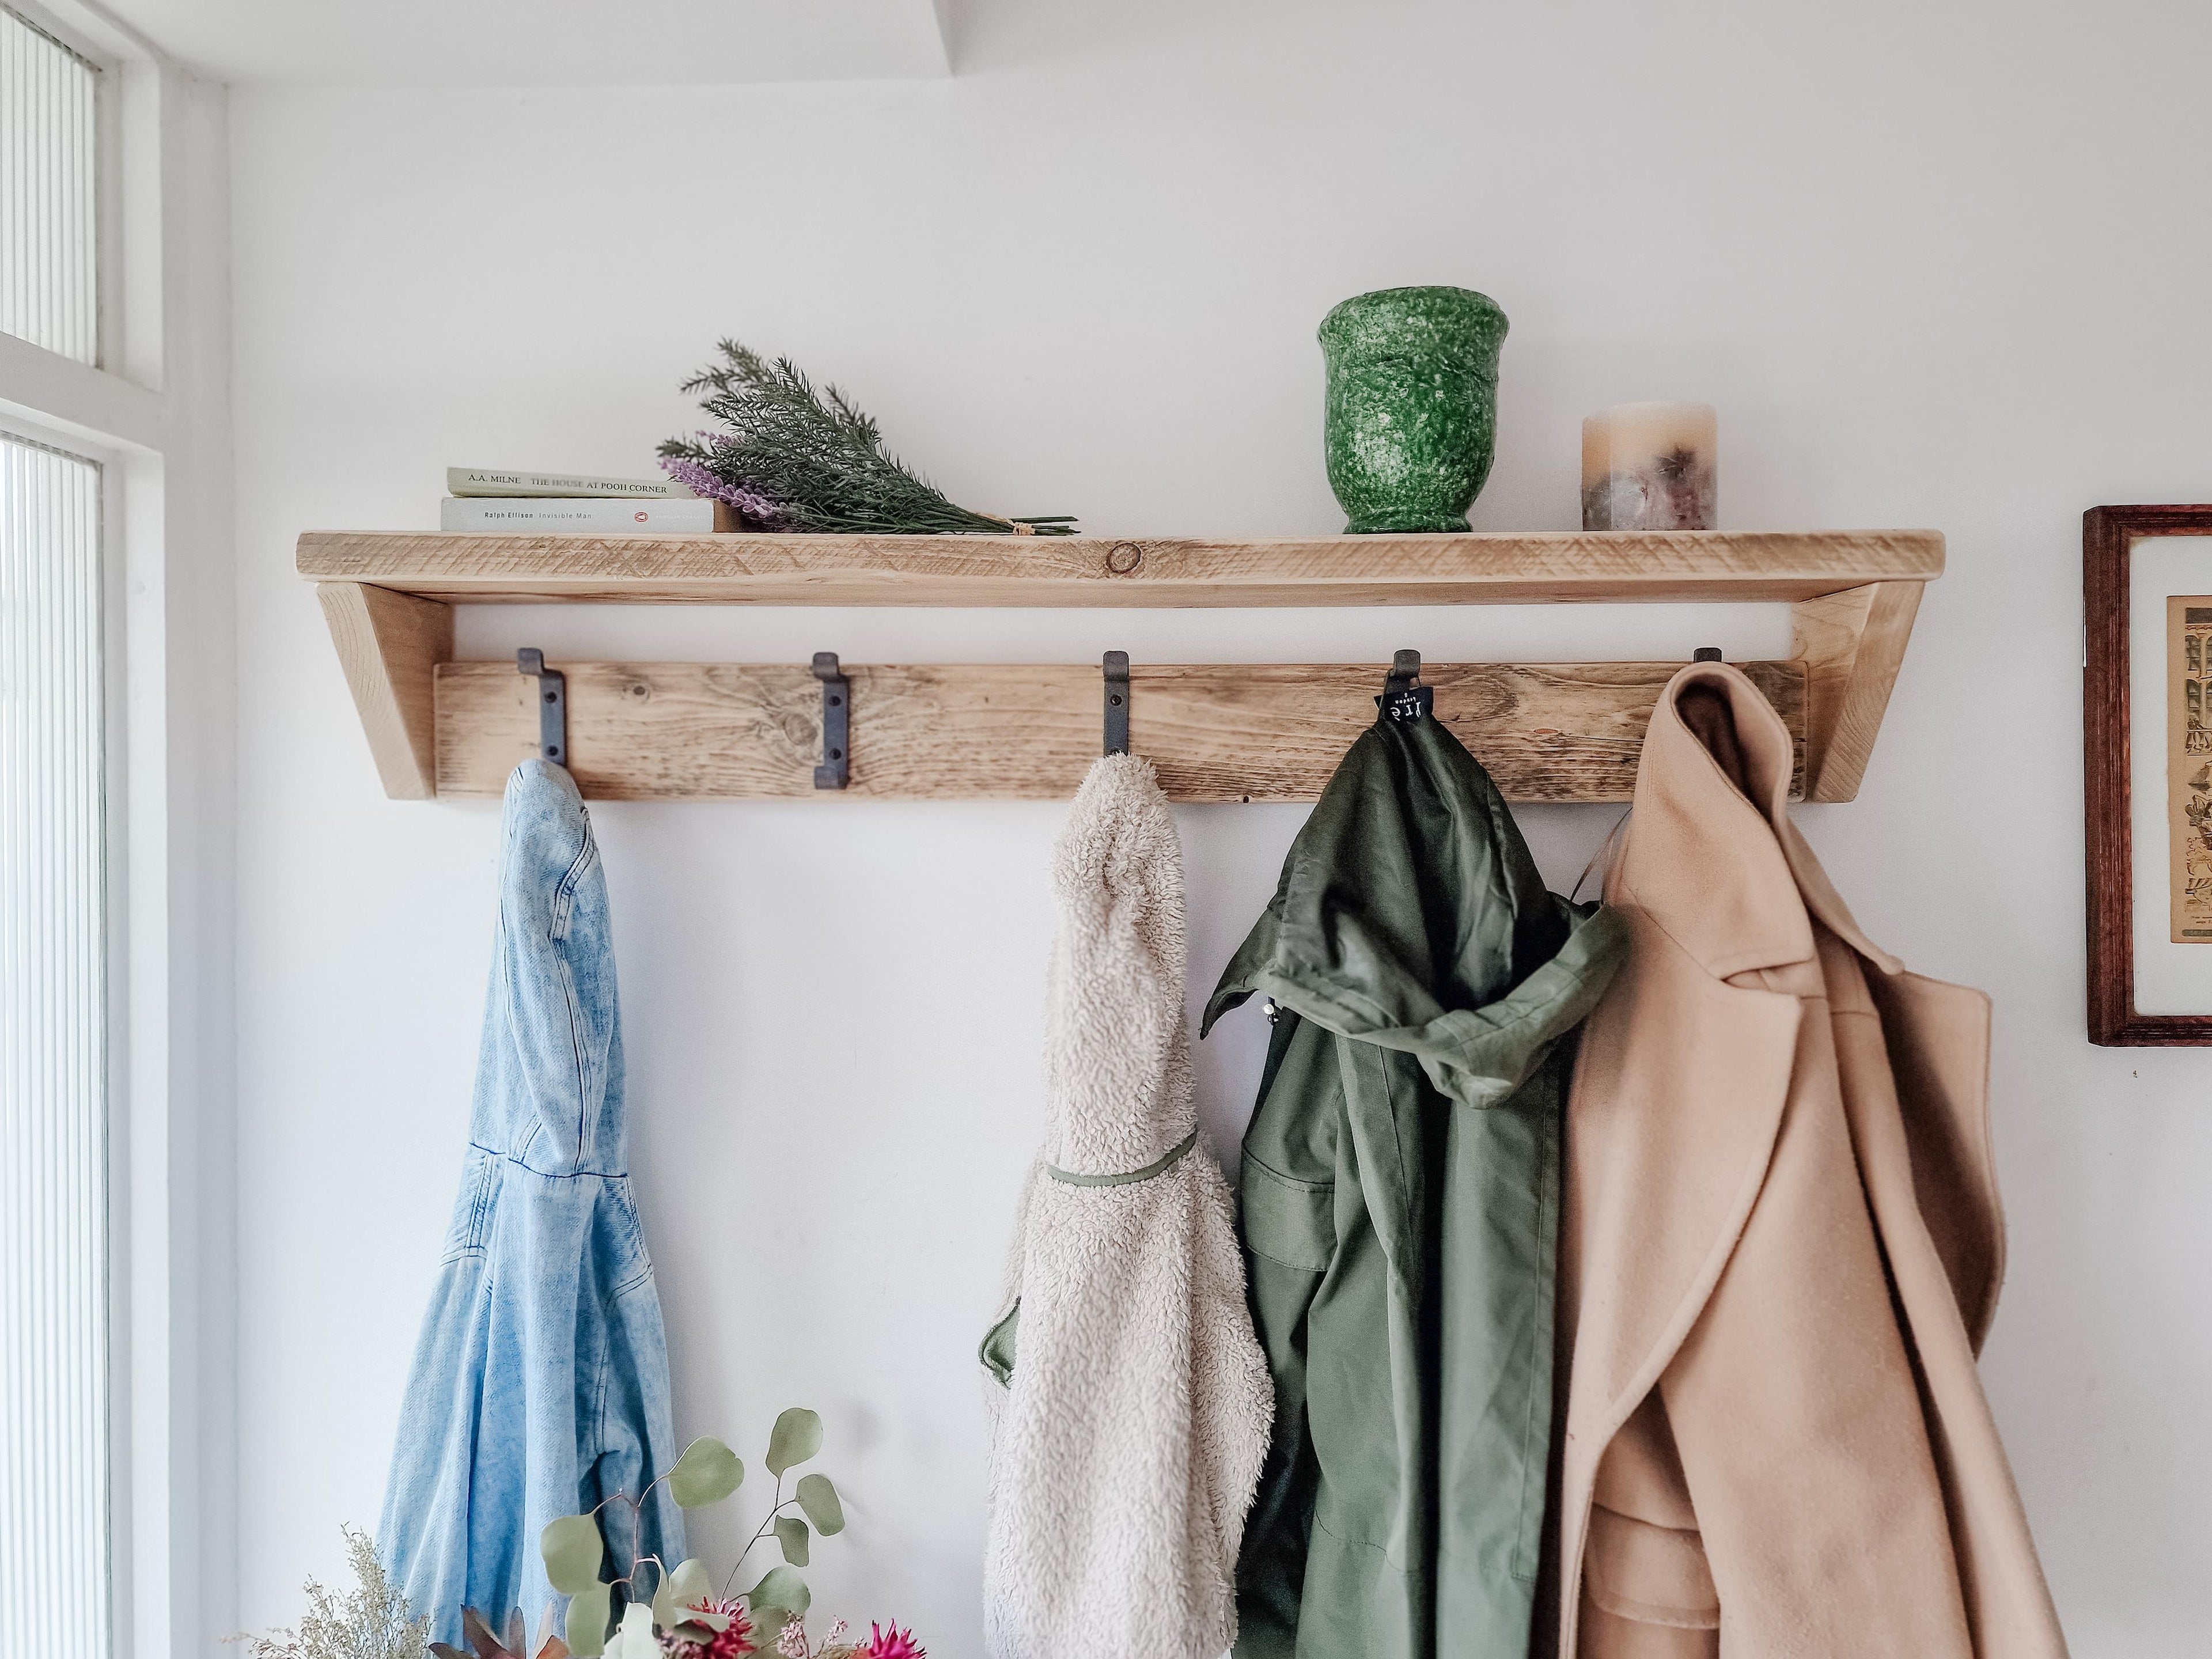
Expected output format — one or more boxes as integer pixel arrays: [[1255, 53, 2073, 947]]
[[297, 528, 1944, 606], [435, 658, 1806, 804]]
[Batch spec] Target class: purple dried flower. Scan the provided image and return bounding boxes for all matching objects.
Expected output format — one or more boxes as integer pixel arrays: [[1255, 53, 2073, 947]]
[[656, 455, 787, 529]]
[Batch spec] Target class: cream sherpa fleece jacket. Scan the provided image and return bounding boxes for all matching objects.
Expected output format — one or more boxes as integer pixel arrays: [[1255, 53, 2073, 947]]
[[982, 755, 1273, 1659]]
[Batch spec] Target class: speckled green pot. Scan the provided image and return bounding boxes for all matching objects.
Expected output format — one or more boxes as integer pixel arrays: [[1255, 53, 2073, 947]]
[[1320, 286, 1508, 534]]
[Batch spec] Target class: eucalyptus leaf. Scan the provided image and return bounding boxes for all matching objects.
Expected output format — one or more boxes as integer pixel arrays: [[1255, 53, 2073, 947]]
[[565, 1585, 612, 1658], [746, 1564, 811, 1619], [541, 1515, 605, 1596], [794, 1473, 844, 1536], [745, 1604, 793, 1641], [764, 1408, 823, 1478], [667, 1437, 745, 1509], [773, 1515, 810, 1567]]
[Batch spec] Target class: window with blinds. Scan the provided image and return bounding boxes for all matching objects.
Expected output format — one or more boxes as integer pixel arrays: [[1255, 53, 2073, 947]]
[[1, 5, 101, 363], [0, 434, 109, 1659]]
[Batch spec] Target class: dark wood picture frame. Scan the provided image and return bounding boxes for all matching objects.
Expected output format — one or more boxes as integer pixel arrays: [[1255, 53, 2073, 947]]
[[2085, 504, 2212, 1043]]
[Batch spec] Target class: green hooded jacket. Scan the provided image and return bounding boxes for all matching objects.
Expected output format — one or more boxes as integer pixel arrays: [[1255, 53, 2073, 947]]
[[1202, 705, 1627, 1659]]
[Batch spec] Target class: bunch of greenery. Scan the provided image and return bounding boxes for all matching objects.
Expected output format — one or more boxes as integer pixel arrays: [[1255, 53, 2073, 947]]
[[657, 341, 1076, 536], [234, 1528, 429, 1659], [541, 1408, 846, 1654]]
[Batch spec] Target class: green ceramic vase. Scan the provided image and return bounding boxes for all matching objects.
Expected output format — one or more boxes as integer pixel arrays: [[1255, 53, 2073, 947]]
[[1319, 286, 1508, 534]]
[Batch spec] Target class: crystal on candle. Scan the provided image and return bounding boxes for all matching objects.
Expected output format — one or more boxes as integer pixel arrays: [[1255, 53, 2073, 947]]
[[1581, 402, 1717, 531]]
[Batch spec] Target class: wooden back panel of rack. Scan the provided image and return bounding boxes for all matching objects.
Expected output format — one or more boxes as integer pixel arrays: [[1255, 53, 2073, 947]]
[[433, 658, 1806, 803]]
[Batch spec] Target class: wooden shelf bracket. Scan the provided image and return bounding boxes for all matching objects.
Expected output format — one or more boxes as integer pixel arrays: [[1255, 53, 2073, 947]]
[[316, 581, 453, 800]]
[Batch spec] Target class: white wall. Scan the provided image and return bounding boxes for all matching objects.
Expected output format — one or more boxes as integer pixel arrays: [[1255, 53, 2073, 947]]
[[225, 4, 2212, 1653]]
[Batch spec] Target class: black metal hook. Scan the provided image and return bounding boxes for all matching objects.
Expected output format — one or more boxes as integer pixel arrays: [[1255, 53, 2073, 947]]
[[1694, 646, 1724, 662], [1380, 647, 1431, 723], [517, 649, 567, 766], [813, 652, 850, 789], [1103, 650, 1130, 756]]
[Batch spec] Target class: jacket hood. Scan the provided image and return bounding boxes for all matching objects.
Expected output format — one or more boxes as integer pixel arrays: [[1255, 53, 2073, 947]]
[[1044, 753, 1196, 1176], [1204, 711, 1627, 1108]]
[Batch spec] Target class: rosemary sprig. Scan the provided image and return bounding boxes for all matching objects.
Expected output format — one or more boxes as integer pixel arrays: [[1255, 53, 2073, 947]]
[[659, 340, 1075, 535]]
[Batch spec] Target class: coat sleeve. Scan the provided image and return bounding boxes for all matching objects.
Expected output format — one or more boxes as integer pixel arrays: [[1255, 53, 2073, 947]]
[[1233, 1015, 1340, 1658]]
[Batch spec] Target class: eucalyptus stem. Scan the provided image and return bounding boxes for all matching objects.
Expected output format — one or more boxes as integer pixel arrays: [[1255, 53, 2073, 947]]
[[584, 1490, 669, 1604], [718, 1476, 809, 1600]]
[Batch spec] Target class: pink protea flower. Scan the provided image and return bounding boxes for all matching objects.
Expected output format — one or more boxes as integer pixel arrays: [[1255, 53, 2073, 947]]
[[862, 1625, 923, 1659], [660, 1598, 754, 1659]]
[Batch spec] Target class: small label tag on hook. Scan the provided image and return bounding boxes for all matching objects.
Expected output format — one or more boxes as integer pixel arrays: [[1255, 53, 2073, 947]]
[[1380, 685, 1433, 723]]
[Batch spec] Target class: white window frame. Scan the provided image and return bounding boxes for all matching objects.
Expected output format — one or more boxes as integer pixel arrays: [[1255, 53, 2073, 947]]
[[0, 5, 234, 1659]]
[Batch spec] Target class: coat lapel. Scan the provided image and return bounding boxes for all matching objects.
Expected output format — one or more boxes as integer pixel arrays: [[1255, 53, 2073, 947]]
[[1555, 911, 1803, 1653], [1555, 664, 1813, 1654]]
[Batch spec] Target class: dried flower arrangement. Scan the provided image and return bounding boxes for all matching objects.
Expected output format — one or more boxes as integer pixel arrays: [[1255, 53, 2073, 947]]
[[537, 1407, 923, 1659], [657, 341, 1075, 537], [233, 1528, 431, 1659]]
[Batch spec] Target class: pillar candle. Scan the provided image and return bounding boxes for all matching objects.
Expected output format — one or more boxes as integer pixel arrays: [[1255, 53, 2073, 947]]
[[1581, 401, 1717, 531]]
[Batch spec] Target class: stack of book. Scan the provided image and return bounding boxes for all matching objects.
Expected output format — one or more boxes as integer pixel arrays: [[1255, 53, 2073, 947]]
[[441, 468, 737, 532]]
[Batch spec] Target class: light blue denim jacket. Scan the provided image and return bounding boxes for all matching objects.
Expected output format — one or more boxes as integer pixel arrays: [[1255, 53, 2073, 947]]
[[382, 761, 685, 1643]]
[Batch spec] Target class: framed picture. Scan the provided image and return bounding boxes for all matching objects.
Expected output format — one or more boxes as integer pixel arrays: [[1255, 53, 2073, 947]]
[[2085, 504, 2212, 1043]]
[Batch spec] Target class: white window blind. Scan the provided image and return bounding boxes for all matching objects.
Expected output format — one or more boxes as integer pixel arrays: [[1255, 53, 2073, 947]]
[[1, 433, 109, 1659], [1, 6, 100, 363]]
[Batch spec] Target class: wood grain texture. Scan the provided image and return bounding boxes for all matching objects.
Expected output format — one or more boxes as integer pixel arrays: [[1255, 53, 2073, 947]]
[[317, 582, 453, 798], [1790, 579, 1924, 802], [434, 658, 1805, 804], [297, 528, 1945, 606], [2082, 505, 2212, 1044]]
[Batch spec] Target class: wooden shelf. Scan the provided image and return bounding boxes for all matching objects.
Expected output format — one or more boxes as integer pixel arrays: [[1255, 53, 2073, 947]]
[[298, 527, 1941, 606], [299, 529, 1941, 805]]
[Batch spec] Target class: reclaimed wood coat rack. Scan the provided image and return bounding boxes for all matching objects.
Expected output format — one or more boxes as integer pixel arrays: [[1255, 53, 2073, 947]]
[[297, 528, 1942, 804]]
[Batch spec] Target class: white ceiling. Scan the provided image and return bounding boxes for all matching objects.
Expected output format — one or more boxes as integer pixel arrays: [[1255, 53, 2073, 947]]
[[93, 0, 953, 85]]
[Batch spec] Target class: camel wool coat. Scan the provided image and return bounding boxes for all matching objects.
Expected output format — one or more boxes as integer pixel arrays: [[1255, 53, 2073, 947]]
[[1553, 662, 2067, 1659]]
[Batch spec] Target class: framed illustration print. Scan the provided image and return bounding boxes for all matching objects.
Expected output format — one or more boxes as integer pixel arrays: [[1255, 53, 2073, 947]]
[[2085, 504, 2212, 1043]]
